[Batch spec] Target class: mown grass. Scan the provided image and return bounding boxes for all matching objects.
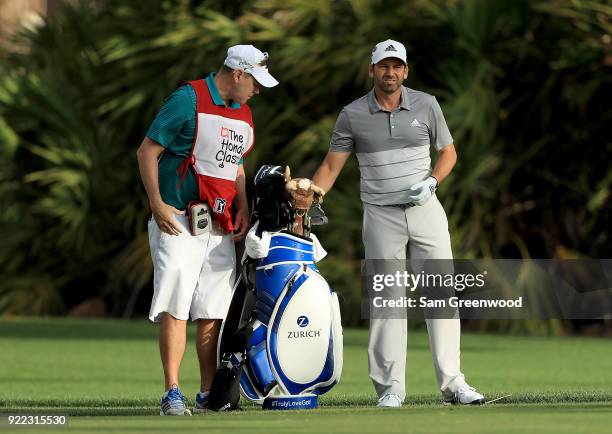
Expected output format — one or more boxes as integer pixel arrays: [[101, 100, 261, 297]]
[[2, 405, 612, 434], [1, 318, 611, 433]]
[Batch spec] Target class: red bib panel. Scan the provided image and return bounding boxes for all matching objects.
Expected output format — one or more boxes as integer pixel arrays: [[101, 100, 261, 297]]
[[183, 79, 255, 231]]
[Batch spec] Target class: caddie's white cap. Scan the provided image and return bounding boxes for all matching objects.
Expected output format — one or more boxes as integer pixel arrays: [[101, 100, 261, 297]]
[[224, 44, 279, 88], [371, 39, 407, 65]]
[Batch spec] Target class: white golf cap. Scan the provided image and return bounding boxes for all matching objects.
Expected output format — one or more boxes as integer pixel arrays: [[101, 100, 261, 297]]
[[371, 39, 407, 65], [224, 44, 279, 88]]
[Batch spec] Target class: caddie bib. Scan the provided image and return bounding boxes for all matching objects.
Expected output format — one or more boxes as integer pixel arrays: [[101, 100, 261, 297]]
[[178, 79, 255, 231]]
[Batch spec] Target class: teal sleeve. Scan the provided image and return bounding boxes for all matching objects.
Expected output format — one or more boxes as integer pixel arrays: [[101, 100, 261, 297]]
[[146, 86, 195, 149]]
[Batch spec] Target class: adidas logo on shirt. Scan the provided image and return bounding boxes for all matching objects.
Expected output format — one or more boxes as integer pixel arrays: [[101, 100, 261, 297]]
[[410, 118, 421, 127]]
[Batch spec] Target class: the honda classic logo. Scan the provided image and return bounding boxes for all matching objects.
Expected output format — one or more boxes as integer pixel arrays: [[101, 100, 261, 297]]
[[216, 126, 245, 168]]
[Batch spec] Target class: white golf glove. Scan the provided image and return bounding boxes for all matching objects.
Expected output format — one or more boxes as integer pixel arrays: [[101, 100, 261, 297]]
[[406, 176, 438, 206]]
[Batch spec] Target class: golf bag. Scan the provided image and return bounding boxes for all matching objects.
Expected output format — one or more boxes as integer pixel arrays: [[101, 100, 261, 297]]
[[210, 165, 343, 411]]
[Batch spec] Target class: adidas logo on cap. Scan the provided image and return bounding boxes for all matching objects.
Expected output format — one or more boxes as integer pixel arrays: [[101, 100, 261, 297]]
[[385, 45, 397, 52]]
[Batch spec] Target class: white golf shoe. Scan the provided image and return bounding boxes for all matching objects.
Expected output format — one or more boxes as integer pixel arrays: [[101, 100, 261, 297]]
[[377, 394, 403, 408], [443, 385, 485, 405]]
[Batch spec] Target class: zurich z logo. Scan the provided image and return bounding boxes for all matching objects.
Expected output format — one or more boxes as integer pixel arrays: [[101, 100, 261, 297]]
[[297, 316, 309, 327]]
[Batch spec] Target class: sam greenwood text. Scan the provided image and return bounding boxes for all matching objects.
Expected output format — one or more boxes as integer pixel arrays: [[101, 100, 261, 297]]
[[372, 296, 524, 308]]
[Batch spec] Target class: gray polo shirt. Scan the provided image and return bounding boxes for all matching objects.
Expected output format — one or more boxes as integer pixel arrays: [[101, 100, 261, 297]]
[[330, 86, 453, 205]]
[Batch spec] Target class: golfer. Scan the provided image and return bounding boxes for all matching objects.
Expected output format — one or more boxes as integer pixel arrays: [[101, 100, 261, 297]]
[[312, 39, 485, 407], [137, 44, 278, 415]]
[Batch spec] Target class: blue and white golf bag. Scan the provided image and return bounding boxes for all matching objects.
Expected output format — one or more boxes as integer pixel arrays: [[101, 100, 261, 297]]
[[213, 166, 343, 410]]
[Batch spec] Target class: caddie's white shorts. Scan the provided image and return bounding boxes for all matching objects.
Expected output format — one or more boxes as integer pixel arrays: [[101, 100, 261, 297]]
[[147, 214, 236, 323]]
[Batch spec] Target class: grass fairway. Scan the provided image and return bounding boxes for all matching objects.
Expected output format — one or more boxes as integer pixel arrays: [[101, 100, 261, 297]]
[[1, 318, 612, 433], [5, 405, 612, 434]]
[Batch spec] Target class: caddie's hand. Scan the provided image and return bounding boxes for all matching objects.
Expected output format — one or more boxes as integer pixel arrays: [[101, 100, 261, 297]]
[[232, 207, 250, 241], [406, 176, 438, 206], [151, 200, 184, 236]]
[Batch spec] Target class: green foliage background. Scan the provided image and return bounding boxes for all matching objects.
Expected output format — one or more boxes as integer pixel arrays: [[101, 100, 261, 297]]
[[0, 0, 610, 329]]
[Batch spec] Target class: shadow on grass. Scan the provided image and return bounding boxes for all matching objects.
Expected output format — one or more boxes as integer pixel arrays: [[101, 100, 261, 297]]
[[0, 318, 158, 341], [2, 392, 612, 416]]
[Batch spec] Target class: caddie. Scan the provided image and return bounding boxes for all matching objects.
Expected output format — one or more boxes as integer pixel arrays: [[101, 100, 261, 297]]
[[136, 44, 278, 416], [312, 39, 485, 407]]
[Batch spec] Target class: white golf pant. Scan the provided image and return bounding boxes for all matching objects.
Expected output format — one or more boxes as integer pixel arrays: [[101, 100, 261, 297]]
[[363, 195, 465, 401]]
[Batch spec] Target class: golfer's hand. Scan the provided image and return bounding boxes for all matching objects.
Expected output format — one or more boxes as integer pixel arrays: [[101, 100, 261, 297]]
[[232, 207, 250, 241], [151, 200, 184, 235], [406, 176, 438, 206]]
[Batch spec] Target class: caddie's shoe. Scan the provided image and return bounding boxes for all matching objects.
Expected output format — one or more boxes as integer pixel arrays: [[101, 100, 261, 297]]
[[443, 385, 485, 405], [160, 385, 192, 416], [193, 390, 210, 414], [377, 394, 402, 408]]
